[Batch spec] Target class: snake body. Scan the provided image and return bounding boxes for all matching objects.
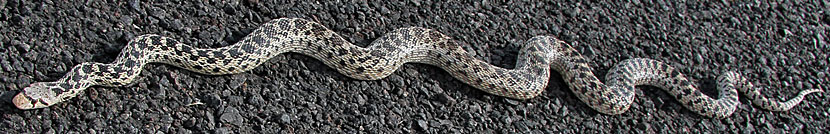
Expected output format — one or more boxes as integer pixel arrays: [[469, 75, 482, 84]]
[[13, 18, 822, 118]]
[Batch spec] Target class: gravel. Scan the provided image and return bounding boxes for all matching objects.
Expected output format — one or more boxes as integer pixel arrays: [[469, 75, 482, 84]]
[[1, 0, 828, 133]]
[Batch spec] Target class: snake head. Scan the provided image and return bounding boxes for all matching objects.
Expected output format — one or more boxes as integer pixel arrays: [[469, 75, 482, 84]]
[[13, 82, 64, 109]]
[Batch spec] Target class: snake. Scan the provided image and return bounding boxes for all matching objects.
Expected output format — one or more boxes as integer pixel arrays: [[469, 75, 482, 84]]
[[11, 18, 823, 118]]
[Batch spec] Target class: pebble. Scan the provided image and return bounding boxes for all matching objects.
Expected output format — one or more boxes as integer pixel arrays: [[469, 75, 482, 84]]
[[279, 114, 291, 124], [205, 94, 223, 108], [416, 120, 429, 131], [559, 106, 569, 117], [637, 122, 650, 131], [1, 60, 12, 72], [434, 93, 456, 105], [214, 127, 231, 134], [219, 107, 243, 126], [247, 94, 265, 106], [227, 95, 243, 105], [504, 98, 520, 106], [584, 120, 598, 130]]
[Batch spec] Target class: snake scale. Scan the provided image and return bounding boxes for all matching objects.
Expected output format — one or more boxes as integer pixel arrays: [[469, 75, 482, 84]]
[[12, 18, 823, 118]]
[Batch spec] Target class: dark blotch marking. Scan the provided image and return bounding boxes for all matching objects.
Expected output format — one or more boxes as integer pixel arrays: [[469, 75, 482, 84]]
[[410, 28, 423, 34], [337, 49, 348, 56], [197, 50, 210, 57], [444, 60, 454, 66], [575, 65, 591, 72], [113, 67, 125, 75], [242, 45, 256, 53], [473, 77, 483, 85], [455, 69, 469, 76], [678, 84, 694, 95], [108, 71, 121, 79], [426, 31, 443, 42], [36, 99, 48, 106], [354, 67, 365, 74], [277, 19, 290, 29], [383, 44, 399, 52], [180, 45, 192, 52], [670, 70, 680, 78], [228, 49, 242, 56], [148, 36, 162, 44], [522, 74, 535, 82], [575, 72, 586, 79], [160, 44, 171, 51], [338, 60, 348, 66], [532, 67, 546, 77], [95, 71, 107, 77], [680, 80, 691, 87], [124, 59, 136, 68], [251, 36, 267, 44], [310, 23, 327, 36], [193, 65, 204, 70], [189, 55, 201, 62], [95, 64, 110, 72], [129, 49, 142, 58], [369, 50, 385, 57], [146, 44, 156, 50], [472, 66, 483, 72], [400, 32, 411, 40], [325, 52, 335, 59], [633, 61, 642, 68], [588, 81, 598, 89], [659, 64, 669, 71], [399, 28, 410, 35], [206, 58, 216, 64], [330, 38, 345, 47], [357, 57, 370, 63], [82, 65, 92, 73], [294, 20, 308, 30], [508, 73, 522, 82]]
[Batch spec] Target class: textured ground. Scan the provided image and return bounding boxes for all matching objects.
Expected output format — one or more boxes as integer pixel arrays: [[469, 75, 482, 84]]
[[0, 0, 828, 133]]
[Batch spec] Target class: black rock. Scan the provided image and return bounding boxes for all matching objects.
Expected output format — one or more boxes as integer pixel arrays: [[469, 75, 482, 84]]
[[205, 94, 223, 107], [219, 107, 243, 126], [434, 93, 456, 105], [214, 127, 231, 134], [416, 120, 428, 131], [247, 94, 265, 106], [278, 114, 291, 124], [504, 98, 520, 106]]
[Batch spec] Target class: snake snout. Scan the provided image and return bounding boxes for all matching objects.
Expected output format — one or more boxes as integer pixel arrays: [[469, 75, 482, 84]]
[[12, 93, 34, 109], [13, 83, 56, 109]]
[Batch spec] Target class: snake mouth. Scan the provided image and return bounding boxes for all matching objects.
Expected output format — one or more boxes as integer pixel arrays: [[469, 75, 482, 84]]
[[12, 93, 35, 110]]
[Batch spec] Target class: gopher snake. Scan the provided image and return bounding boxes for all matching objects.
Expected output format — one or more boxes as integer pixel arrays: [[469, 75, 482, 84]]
[[12, 18, 822, 118]]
